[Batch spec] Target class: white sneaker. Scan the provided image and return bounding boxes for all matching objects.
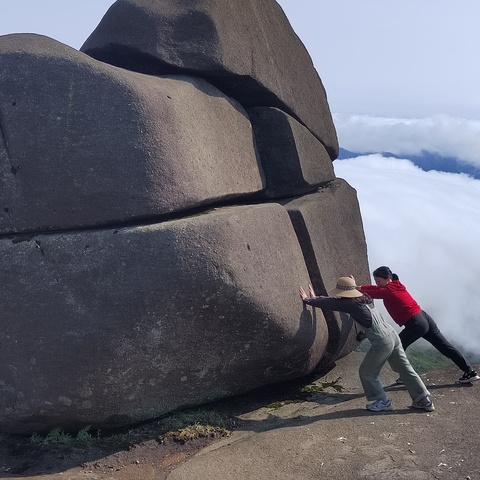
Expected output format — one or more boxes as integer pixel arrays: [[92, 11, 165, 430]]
[[366, 398, 393, 412]]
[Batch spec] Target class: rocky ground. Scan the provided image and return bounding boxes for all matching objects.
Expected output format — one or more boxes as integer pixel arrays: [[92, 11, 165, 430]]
[[0, 366, 328, 479], [1, 352, 479, 480]]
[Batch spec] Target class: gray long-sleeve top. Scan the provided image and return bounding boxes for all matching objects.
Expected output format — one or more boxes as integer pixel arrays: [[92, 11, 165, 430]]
[[303, 296, 373, 329]]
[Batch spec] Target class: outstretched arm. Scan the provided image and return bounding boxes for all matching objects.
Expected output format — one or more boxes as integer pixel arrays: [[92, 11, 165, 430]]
[[358, 284, 388, 299], [299, 285, 337, 309]]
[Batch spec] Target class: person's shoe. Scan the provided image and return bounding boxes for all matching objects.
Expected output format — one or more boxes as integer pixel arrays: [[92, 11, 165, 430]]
[[366, 398, 393, 412], [412, 395, 435, 412], [458, 370, 480, 384], [395, 377, 403, 385]]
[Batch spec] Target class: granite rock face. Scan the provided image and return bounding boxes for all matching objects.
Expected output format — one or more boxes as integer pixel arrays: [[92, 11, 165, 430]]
[[282, 180, 370, 367], [0, 34, 263, 234], [80, 0, 339, 158], [249, 107, 335, 199], [0, 204, 330, 433], [0, 0, 369, 433]]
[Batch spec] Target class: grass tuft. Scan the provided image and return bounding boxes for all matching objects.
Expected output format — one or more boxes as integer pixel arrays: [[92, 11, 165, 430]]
[[156, 409, 234, 444], [266, 377, 345, 409], [30, 425, 99, 446]]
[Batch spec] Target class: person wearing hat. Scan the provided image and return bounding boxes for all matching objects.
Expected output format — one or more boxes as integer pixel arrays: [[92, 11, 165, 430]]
[[300, 276, 434, 412], [358, 266, 479, 385]]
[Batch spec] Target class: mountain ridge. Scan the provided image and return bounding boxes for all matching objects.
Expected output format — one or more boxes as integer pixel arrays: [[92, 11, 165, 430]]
[[338, 147, 480, 179]]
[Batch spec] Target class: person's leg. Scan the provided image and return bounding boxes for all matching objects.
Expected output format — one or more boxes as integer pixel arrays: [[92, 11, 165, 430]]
[[399, 312, 429, 350], [359, 339, 393, 401], [421, 311, 471, 372], [388, 333, 430, 403]]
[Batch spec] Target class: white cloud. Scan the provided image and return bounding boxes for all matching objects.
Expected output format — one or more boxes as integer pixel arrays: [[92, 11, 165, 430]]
[[334, 154, 480, 359], [334, 114, 480, 166]]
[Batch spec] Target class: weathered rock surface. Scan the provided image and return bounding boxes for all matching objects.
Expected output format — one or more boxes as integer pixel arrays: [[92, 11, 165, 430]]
[[80, 0, 339, 158], [0, 2, 369, 434], [249, 107, 335, 199], [282, 179, 370, 367], [0, 203, 331, 433], [0, 34, 263, 234]]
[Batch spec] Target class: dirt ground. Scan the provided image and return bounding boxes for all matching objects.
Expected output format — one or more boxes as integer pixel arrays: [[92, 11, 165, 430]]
[[1, 353, 478, 480], [0, 368, 326, 479]]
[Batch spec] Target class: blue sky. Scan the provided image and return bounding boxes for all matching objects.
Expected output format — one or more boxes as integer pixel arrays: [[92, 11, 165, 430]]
[[2, 1, 479, 357], [278, 0, 480, 121], [2, 0, 480, 120]]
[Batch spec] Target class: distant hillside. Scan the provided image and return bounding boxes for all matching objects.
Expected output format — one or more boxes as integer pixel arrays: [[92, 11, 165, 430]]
[[338, 148, 480, 179], [356, 341, 480, 374]]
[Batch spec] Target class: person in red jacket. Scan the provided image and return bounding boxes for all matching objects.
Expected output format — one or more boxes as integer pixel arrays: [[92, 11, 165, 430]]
[[359, 266, 479, 384]]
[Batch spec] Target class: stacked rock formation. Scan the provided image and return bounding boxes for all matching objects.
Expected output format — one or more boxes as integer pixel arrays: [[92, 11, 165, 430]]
[[0, 0, 370, 434]]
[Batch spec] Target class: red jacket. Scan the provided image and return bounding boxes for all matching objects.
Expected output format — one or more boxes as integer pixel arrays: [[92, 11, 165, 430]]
[[359, 280, 421, 326]]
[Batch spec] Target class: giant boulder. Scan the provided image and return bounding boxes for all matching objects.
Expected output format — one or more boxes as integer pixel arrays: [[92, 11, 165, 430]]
[[0, 203, 330, 433], [0, 2, 369, 434]]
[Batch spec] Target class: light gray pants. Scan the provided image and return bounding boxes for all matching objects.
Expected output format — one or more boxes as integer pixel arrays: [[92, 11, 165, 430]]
[[359, 329, 430, 403]]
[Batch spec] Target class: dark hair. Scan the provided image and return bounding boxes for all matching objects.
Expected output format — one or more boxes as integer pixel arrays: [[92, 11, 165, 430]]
[[373, 266, 399, 281], [354, 293, 374, 305]]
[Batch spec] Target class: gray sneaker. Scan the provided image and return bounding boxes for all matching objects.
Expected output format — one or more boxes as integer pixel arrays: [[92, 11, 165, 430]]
[[412, 395, 435, 412], [366, 398, 393, 412]]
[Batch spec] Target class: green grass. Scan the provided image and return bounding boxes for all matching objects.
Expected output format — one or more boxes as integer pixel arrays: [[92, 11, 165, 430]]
[[30, 425, 98, 446], [102, 408, 237, 447], [28, 409, 235, 448], [402, 344, 452, 374]]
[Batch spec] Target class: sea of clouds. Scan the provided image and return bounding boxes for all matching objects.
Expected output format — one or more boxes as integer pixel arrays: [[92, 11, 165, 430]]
[[335, 113, 480, 167], [333, 114, 480, 360]]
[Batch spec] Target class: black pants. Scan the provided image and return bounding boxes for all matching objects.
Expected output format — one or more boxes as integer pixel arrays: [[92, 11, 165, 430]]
[[399, 310, 470, 373]]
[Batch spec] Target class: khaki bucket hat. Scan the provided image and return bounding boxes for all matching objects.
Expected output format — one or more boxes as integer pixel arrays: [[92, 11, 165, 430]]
[[328, 276, 363, 298]]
